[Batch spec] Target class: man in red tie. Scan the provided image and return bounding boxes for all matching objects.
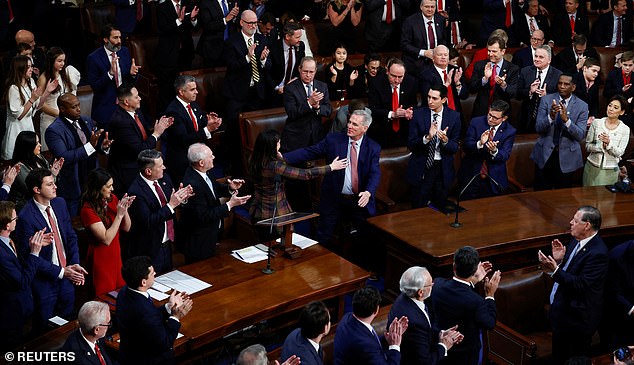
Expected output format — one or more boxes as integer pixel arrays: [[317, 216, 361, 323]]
[[162, 75, 222, 184], [400, 0, 448, 76], [61, 301, 116, 365]]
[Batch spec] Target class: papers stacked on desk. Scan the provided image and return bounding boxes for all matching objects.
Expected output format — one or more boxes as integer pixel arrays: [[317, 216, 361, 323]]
[[153, 270, 212, 295], [276, 233, 318, 249], [232, 245, 269, 263]]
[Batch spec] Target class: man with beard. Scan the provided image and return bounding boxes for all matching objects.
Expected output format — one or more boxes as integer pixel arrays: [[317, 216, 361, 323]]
[[86, 24, 140, 130]]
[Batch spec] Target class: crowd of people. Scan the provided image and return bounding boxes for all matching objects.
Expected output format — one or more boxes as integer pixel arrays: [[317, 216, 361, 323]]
[[1, 0, 634, 364]]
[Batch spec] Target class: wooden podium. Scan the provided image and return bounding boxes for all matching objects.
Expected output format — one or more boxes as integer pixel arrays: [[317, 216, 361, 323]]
[[256, 212, 319, 258]]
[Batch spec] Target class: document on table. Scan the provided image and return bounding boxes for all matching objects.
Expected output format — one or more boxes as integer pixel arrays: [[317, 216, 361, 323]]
[[148, 288, 170, 301], [154, 270, 212, 294], [232, 245, 269, 263], [276, 233, 318, 249]]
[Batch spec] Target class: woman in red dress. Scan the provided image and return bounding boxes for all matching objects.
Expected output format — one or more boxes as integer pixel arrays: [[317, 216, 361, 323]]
[[80, 168, 135, 296]]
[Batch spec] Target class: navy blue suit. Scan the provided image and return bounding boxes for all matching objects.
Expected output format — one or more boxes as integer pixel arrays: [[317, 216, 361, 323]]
[[604, 68, 634, 102], [511, 46, 534, 69], [431, 278, 497, 365], [590, 11, 633, 47], [15, 198, 79, 331], [388, 293, 445, 365], [116, 286, 181, 365], [107, 106, 158, 197], [333, 312, 400, 365], [127, 175, 176, 274], [113, 0, 140, 35], [284, 132, 381, 244], [45, 115, 98, 216], [406, 107, 460, 208], [85, 46, 134, 129], [0, 187, 8, 201], [459, 116, 516, 199], [0, 237, 42, 350], [281, 328, 324, 365], [550, 235, 608, 363], [61, 329, 117, 365], [605, 240, 634, 347]]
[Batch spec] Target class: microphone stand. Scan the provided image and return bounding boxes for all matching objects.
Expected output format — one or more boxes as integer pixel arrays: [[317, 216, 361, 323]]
[[450, 172, 504, 228], [262, 174, 281, 274]]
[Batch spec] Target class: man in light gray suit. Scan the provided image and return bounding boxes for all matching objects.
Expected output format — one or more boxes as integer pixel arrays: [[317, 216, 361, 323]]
[[531, 73, 588, 190]]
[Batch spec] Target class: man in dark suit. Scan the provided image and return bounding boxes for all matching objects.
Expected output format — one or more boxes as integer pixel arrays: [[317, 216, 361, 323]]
[[283, 109, 381, 258], [531, 73, 588, 190], [479, 0, 517, 46], [113, 0, 143, 37], [388, 266, 463, 365], [282, 56, 331, 152], [85, 24, 139, 130], [180, 143, 249, 263], [407, 84, 460, 209], [197, 0, 239, 67], [282, 301, 331, 365], [419, 45, 468, 118], [162, 74, 222, 184], [0, 201, 45, 351], [590, 0, 632, 47], [605, 240, 634, 348], [551, 0, 590, 46], [512, 29, 544, 69], [239, 344, 300, 365], [61, 301, 117, 365], [604, 51, 634, 103], [365, 0, 404, 52], [368, 58, 417, 147], [127, 150, 194, 274], [553, 34, 600, 75], [459, 100, 516, 199], [108, 85, 173, 198], [510, 0, 550, 46], [15, 169, 87, 333], [269, 22, 306, 106], [431, 246, 501, 365], [0, 165, 18, 202], [468, 37, 519, 118], [45, 93, 112, 216], [116, 256, 193, 365], [538, 206, 608, 364], [400, 0, 448, 76], [2, 30, 46, 81], [516, 45, 562, 133], [573, 57, 601, 121], [155, 0, 199, 109], [334, 287, 408, 365]]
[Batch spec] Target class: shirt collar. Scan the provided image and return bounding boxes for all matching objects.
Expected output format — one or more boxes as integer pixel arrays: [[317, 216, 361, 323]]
[[453, 276, 474, 288], [349, 135, 364, 146], [577, 232, 598, 251], [33, 198, 51, 214]]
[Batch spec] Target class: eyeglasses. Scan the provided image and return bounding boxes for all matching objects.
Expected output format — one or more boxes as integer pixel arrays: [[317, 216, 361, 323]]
[[423, 282, 434, 288], [10, 217, 18, 222], [97, 321, 112, 328], [487, 113, 505, 121], [243, 21, 257, 25]]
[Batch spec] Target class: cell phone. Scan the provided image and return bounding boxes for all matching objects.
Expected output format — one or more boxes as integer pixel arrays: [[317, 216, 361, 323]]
[[614, 347, 633, 361], [606, 185, 618, 193]]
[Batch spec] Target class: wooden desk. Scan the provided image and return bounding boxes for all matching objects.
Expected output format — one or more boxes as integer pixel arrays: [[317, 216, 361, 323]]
[[367, 187, 634, 300]]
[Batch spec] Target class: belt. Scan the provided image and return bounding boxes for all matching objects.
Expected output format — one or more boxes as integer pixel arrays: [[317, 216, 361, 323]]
[[160, 240, 173, 248], [341, 194, 356, 199]]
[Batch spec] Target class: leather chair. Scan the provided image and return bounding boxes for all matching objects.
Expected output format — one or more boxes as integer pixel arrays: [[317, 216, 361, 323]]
[[375, 147, 412, 214], [180, 67, 228, 116], [238, 107, 288, 172]]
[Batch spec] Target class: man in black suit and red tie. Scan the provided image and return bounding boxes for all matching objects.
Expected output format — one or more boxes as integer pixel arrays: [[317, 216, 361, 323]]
[[400, 0, 448, 76], [61, 301, 117, 365], [108, 85, 173, 198], [162, 75, 222, 184], [368, 58, 417, 148], [590, 0, 632, 47], [550, 0, 590, 46]]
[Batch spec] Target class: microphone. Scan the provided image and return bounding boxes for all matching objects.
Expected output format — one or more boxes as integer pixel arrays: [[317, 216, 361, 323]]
[[450, 171, 504, 228], [263, 173, 281, 274]]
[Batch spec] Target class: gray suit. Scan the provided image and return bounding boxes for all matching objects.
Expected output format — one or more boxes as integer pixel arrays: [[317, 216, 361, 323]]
[[530, 93, 587, 174]]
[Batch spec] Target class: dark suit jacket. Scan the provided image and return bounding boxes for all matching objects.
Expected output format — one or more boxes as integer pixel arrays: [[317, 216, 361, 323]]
[[550, 235, 608, 335], [552, 46, 600, 75], [511, 46, 534, 69], [127, 174, 176, 271], [364, 0, 404, 49], [368, 73, 418, 147], [179, 167, 230, 262], [407, 107, 461, 188], [604, 68, 634, 101], [108, 106, 157, 196], [113, 0, 140, 34], [573, 72, 601, 117], [284, 132, 381, 216], [510, 13, 550, 46], [460, 116, 516, 194], [431, 278, 497, 362], [116, 286, 181, 365], [197, 0, 234, 66], [551, 11, 590, 46], [269, 39, 306, 90], [333, 312, 400, 365], [516, 65, 562, 132], [0, 188, 8, 201], [590, 11, 633, 47], [282, 78, 331, 152], [400, 12, 448, 75], [468, 59, 519, 118], [223, 31, 271, 102], [479, 0, 518, 45], [163, 98, 210, 183], [60, 330, 117, 365], [419, 64, 468, 117], [281, 328, 324, 365], [85, 46, 134, 129], [606, 240, 634, 343], [156, 0, 197, 70], [388, 293, 444, 365]]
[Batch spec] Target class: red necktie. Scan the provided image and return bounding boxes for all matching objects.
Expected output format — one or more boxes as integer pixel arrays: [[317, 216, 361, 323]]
[[350, 141, 359, 194], [285, 46, 294, 84], [7, 0, 14, 23], [569, 15, 575, 35], [153, 181, 175, 242], [489, 64, 497, 104], [186, 104, 198, 132], [391, 87, 400, 132], [136, 0, 143, 21], [134, 113, 148, 141], [45, 206, 67, 268], [480, 127, 495, 178], [444, 70, 456, 110], [427, 21, 436, 49], [451, 21, 459, 46], [386, 0, 392, 24], [505, 0, 512, 27], [437, 0, 443, 11], [94, 343, 107, 365], [623, 71, 631, 86]]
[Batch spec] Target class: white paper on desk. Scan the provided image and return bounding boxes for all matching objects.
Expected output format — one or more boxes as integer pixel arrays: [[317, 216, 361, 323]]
[[49, 316, 68, 326], [276, 233, 318, 249], [155, 270, 212, 295], [151, 281, 171, 293], [148, 288, 169, 301], [232, 246, 268, 263]]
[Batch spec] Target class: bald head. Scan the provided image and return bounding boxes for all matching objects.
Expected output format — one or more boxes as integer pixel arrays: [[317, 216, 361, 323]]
[[432, 45, 450, 68], [15, 30, 35, 47], [240, 9, 258, 36]]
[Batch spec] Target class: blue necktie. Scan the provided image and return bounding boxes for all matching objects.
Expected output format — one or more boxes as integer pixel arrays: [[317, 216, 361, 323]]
[[221, 0, 229, 40], [549, 240, 580, 304]]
